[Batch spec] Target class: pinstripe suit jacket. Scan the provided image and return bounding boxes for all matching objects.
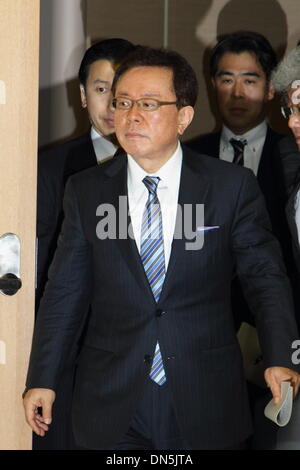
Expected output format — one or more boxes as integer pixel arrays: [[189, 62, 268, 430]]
[[186, 127, 296, 329], [279, 136, 300, 279], [26, 146, 298, 449]]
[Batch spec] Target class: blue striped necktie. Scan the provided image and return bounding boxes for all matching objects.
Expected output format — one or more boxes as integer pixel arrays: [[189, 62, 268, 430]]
[[140, 176, 166, 386]]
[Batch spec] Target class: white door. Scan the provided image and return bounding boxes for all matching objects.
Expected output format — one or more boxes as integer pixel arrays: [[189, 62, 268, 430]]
[[0, 0, 40, 450]]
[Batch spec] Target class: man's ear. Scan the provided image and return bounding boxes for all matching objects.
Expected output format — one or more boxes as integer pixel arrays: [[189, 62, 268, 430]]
[[177, 106, 194, 136], [266, 82, 275, 101], [80, 84, 87, 108]]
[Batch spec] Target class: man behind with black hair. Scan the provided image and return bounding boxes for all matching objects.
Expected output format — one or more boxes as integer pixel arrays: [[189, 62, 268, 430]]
[[271, 45, 300, 308], [35, 38, 135, 449], [37, 38, 135, 305], [250, 45, 300, 450], [186, 32, 297, 446], [187, 31, 293, 330]]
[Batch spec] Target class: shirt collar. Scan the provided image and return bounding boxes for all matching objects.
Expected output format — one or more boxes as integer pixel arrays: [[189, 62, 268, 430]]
[[91, 126, 103, 140], [90, 127, 117, 162], [127, 141, 182, 193], [221, 121, 267, 148]]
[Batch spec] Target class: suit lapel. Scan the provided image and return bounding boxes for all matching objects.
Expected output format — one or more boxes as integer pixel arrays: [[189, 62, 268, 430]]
[[286, 184, 300, 247], [64, 131, 97, 182], [205, 132, 221, 159], [257, 127, 274, 187], [102, 153, 156, 302], [159, 148, 210, 302], [256, 127, 282, 190], [102, 149, 210, 303]]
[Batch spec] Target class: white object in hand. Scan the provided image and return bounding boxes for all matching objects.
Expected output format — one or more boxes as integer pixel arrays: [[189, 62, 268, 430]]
[[264, 381, 293, 427]]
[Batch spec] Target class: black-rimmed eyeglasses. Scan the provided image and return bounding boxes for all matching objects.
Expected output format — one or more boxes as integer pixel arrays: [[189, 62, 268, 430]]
[[281, 105, 300, 119], [111, 97, 178, 112]]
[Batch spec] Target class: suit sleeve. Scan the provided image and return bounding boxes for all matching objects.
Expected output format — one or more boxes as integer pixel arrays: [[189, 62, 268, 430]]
[[36, 151, 65, 308], [231, 169, 299, 370], [26, 177, 93, 391]]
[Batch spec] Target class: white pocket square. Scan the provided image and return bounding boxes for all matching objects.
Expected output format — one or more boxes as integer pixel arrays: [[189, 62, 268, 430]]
[[196, 225, 220, 232]]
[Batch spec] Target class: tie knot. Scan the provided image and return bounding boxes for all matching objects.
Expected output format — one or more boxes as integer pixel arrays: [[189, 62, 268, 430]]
[[229, 138, 247, 152], [143, 176, 160, 195]]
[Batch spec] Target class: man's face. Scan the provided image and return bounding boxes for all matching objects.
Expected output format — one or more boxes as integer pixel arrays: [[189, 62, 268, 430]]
[[212, 51, 274, 135], [113, 66, 193, 169], [80, 59, 115, 137], [287, 86, 300, 150]]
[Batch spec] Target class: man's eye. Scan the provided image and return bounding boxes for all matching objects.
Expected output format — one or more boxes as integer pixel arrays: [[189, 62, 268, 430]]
[[119, 100, 131, 108], [142, 101, 156, 109], [245, 79, 256, 85], [96, 87, 108, 94], [220, 79, 232, 84]]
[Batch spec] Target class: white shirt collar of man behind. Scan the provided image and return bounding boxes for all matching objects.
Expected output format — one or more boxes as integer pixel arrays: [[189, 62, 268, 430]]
[[91, 126, 117, 163], [220, 120, 267, 176]]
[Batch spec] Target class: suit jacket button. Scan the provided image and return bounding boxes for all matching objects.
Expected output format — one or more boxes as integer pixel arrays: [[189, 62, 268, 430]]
[[156, 309, 166, 317]]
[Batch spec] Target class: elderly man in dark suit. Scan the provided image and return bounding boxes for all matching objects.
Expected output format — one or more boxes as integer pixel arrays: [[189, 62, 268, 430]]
[[24, 46, 299, 450], [271, 46, 300, 271], [251, 45, 300, 451]]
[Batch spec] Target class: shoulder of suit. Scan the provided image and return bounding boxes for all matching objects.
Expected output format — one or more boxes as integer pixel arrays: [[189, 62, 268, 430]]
[[185, 131, 220, 152], [38, 132, 92, 167], [278, 134, 299, 153], [39, 132, 91, 156], [68, 152, 121, 186], [182, 144, 254, 181], [265, 126, 286, 143]]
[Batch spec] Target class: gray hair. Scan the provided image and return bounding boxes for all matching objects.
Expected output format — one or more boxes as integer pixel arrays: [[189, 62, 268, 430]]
[[271, 46, 300, 93]]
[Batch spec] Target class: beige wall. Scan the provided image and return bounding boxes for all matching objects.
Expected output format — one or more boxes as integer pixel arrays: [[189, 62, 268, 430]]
[[39, 0, 87, 148], [86, 0, 300, 141], [39, 0, 300, 147]]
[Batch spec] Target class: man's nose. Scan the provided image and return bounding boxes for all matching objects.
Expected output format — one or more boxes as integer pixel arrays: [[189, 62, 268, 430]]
[[232, 80, 244, 98], [126, 102, 142, 121], [288, 113, 300, 131], [106, 92, 114, 111]]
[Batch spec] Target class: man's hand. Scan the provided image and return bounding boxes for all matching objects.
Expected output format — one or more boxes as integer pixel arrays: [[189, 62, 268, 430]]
[[264, 367, 300, 404], [23, 388, 56, 436]]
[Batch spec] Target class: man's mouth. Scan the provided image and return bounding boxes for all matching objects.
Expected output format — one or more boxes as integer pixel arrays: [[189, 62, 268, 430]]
[[229, 107, 247, 114], [125, 132, 146, 138]]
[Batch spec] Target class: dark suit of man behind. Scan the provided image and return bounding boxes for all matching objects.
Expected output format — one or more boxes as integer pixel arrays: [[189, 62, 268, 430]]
[[24, 46, 299, 450], [187, 128, 288, 246], [280, 136, 300, 275], [251, 46, 300, 450], [37, 132, 97, 307], [187, 128, 296, 327], [186, 32, 296, 330], [37, 38, 135, 308]]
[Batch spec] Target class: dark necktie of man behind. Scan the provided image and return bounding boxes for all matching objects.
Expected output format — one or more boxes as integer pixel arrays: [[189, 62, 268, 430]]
[[230, 138, 247, 166]]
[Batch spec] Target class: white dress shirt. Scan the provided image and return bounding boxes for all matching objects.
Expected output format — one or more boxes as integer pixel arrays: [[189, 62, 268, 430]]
[[220, 121, 267, 176], [91, 127, 117, 163], [127, 142, 182, 269]]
